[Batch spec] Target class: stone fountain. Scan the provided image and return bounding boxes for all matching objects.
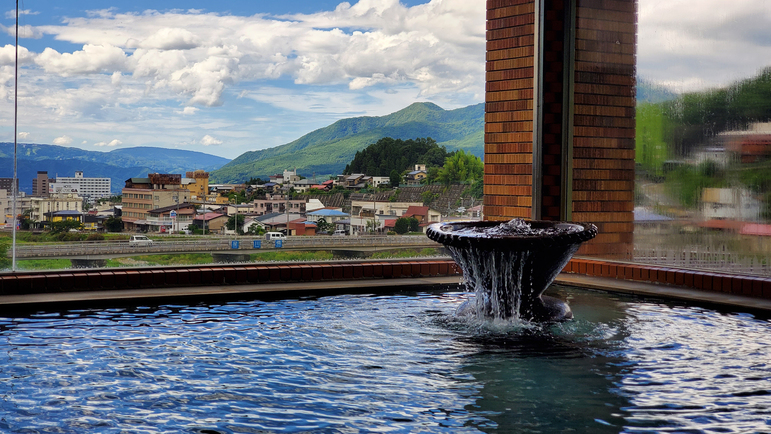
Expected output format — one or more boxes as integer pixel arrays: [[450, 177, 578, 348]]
[[427, 219, 597, 322]]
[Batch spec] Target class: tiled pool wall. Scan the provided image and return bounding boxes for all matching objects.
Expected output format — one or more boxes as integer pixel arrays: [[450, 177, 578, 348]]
[[1, 259, 769, 302]]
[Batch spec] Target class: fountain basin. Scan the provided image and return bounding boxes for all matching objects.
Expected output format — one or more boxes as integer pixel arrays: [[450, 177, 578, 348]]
[[427, 219, 597, 321]]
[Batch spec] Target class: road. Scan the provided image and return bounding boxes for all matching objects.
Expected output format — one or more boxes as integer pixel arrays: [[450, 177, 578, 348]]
[[10, 235, 441, 260]]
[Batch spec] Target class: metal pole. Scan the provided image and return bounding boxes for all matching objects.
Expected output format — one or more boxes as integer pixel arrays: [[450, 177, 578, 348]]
[[11, 0, 19, 271]]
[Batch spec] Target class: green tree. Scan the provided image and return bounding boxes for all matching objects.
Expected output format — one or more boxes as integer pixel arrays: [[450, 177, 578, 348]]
[[316, 217, 333, 233], [227, 214, 246, 234], [394, 217, 410, 234], [437, 150, 483, 185], [389, 169, 401, 187], [407, 217, 419, 232], [247, 223, 265, 236], [421, 191, 438, 205], [104, 216, 123, 232]]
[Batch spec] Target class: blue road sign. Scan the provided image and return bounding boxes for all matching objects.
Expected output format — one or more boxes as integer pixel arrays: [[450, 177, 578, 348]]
[[231, 240, 240, 249], [275, 240, 283, 248], [253, 240, 261, 249]]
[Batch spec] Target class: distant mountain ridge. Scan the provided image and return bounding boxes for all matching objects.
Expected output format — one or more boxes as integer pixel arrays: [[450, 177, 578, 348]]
[[211, 102, 485, 183], [0, 144, 230, 194]]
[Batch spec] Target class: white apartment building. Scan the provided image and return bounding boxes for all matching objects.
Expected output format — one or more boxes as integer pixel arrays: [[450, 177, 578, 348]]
[[50, 171, 111, 200]]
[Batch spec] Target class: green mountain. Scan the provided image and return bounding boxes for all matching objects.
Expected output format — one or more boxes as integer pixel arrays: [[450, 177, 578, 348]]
[[0, 144, 230, 194], [210, 102, 484, 183]]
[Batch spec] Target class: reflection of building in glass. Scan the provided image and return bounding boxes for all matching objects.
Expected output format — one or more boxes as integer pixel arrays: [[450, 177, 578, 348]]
[[719, 122, 771, 164], [700, 188, 762, 222]]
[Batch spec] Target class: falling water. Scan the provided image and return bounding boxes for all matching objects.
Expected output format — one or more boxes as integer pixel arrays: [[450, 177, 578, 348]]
[[441, 219, 586, 322]]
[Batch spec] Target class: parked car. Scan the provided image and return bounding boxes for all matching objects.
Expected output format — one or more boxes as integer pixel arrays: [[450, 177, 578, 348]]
[[332, 230, 347, 236], [129, 235, 154, 246]]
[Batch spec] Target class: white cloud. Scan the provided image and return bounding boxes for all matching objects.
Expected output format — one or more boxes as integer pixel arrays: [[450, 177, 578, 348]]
[[94, 139, 122, 147], [35, 44, 128, 76], [0, 1, 487, 158], [0, 44, 34, 66], [5, 9, 39, 19], [139, 28, 201, 50], [0, 24, 44, 39], [18, 131, 30, 139], [200, 134, 222, 146], [53, 135, 73, 145], [639, 0, 771, 91]]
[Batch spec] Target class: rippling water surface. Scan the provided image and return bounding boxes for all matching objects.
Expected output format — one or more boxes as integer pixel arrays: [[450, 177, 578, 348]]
[[1, 286, 770, 433]]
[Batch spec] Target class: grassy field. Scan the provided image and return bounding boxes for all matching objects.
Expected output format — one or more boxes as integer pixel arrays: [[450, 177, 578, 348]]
[[9, 247, 446, 271]]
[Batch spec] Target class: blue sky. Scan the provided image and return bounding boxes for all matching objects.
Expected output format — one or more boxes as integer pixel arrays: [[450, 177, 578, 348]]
[[1, 0, 769, 160]]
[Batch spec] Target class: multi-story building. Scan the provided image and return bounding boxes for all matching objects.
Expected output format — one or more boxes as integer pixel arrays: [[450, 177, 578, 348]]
[[49, 171, 111, 201], [253, 194, 306, 216], [0, 178, 19, 195], [184, 170, 209, 200], [32, 171, 49, 197], [30, 192, 83, 223], [121, 173, 190, 232]]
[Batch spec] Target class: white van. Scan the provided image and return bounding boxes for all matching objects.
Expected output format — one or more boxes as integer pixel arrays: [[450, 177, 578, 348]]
[[129, 235, 154, 246], [265, 232, 286, 241], [332, 230, 347, 236]]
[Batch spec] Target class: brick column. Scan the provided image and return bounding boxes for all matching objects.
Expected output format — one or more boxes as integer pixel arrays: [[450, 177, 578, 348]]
[[484, 0, 636, 259]]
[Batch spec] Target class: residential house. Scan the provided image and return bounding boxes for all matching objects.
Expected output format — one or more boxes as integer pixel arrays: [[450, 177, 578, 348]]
[[350, 200, 423, 219], [253, 194, 306, 216], [191, 212, 228, 234], [404, 164, 427, 186], [290, 179, 317, 193], [30, 192, 83, 223], [338, 173, 371, 189], [370, 176, 390, 188], [287, 218, 316, 236], [307, 208, 349, 232], [401, 205, 442, 231], [227, 204, 254, 216], [252, 212, 304, 233], [43, 210, 83, 225]]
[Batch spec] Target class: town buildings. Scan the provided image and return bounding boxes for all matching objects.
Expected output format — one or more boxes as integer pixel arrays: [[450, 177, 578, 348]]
[[121, 174, 190, 232], [49, 171, 111, 201]]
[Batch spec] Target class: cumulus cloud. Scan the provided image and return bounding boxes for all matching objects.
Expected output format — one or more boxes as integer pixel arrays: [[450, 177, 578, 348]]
[[53, 135, 73, 145], [139, 28, 201, 50], [639, 0, 771, 91], [18, 132, 30, 139], [22, 1, 483, 106], [200, 134, 222, 146], [35, 44, 128, 76], [180, 107, 199, 115], [94, 139, 122, 147], [0, 44, 34, 66]]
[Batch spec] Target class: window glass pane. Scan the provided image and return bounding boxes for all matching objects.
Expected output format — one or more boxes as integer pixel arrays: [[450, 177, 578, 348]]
[[635, 0, 771, 275]]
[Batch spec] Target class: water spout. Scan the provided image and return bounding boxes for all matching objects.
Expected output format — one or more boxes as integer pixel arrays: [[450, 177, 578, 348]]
[[427, 219, 597, 322]]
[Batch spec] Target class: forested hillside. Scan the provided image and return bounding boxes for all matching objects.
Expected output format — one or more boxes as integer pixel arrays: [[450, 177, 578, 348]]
[[210, 102, 484, 183], [343, 137, 452, 176]]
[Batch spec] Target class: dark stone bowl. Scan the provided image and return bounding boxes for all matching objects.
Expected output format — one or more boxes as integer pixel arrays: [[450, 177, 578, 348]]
[[426, 220, 597, 321]]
